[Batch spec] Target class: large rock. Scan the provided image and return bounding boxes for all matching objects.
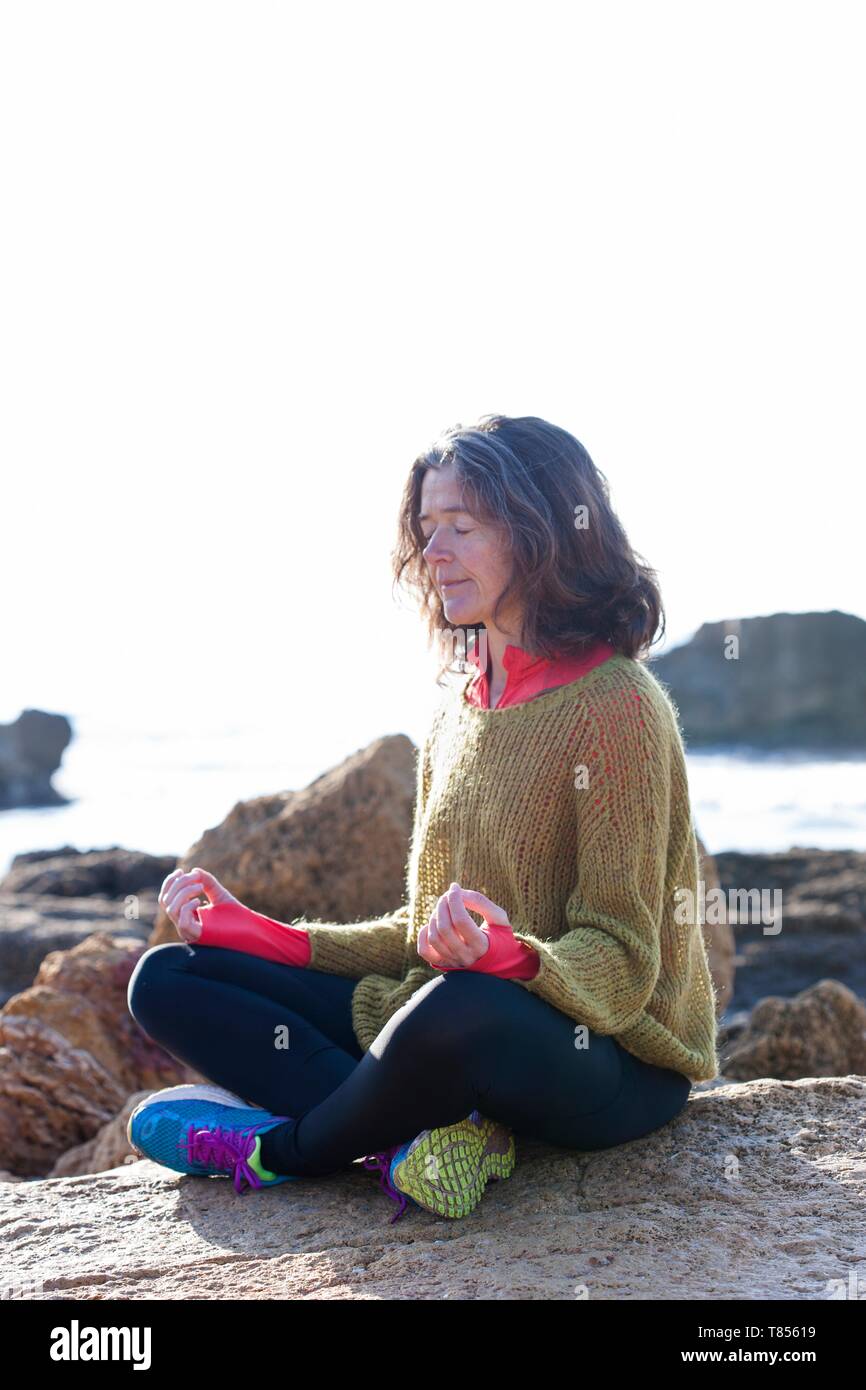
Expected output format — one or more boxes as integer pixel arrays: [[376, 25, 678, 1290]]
[[48, 1090, 151, 1178], [713, 848, 866, 1014], [722, 980, 866, 1081], [715, 848, 866, 932], [0, 708, 73, 809], [0, 1014, 127, 1176], [0, 891, 153, 1006], [148, 734, 418, 947], [648, 610, 866, 750], [0, 849, 173, 1004], [0, 934, 200, 1175], [4, 1077, 864, 1299], [0, 846, 178, 898]]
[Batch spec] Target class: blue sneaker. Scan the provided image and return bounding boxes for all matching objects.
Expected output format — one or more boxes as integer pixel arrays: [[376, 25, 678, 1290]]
[[127, 1083, 299, 1194]]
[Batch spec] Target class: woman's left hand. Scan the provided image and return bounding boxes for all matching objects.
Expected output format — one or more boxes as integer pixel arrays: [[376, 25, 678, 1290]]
[[417, 882, 512, 969]]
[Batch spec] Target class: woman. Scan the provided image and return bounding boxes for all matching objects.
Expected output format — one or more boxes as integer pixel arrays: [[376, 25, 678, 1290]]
[[126, 413, 720, 1223]]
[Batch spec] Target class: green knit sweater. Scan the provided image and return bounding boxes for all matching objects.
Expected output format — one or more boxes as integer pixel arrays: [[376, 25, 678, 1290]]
[[303, 653, 720, 1083]]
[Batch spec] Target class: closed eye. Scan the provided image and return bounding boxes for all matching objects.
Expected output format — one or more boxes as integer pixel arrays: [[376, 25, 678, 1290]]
[[421, 527, 472, 542]]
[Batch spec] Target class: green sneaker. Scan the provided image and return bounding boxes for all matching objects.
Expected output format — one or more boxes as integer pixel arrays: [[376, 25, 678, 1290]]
[[363, 1110, 516, 1222]]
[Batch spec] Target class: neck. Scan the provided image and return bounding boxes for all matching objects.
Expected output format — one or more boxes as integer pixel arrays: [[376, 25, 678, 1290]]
[[479, 622, 523, 701]]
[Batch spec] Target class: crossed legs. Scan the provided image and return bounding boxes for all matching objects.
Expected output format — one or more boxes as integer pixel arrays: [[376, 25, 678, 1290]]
[[127, 942, 691, 1178]]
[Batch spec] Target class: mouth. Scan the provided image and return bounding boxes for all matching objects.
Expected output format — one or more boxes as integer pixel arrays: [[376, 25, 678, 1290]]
[[441, 579, 469, 592]]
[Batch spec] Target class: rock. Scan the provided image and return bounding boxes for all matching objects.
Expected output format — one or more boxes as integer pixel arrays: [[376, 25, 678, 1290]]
[[648, 610, 866, 750], [721, 980, 866, 1081], [3, 1077, 864, 1299], [0, 891, 153, 1005], [0, 846, 179, 898], [148, 734, 418, 947], [0, 708, 73, 809], [717, 1009, 752, 1050], [48, 1090, 151, 1178], [0, 934, 201, 1175], [0, 1014, 127, 1176], [713, 849, 866, 1013], [696, 833, 734, 1014], [714, 848, 866, 933]]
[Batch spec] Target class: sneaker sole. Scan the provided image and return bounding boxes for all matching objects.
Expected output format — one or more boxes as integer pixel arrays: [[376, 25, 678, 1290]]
[[391, 1113, 516, 1219]]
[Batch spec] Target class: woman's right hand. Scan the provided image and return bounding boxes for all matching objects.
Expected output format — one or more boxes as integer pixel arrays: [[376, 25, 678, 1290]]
[[158, 866, 240, 943]]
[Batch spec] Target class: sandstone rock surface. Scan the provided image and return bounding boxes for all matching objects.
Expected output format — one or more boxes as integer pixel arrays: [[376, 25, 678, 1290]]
[[2, 1078, 863, 1300]]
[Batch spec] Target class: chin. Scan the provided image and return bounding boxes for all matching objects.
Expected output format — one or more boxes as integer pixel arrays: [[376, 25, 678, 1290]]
[[447, 600, 483, 625]]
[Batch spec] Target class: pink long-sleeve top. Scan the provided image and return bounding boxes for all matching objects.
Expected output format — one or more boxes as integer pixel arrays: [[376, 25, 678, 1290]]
[[194, 636, 616, 980]]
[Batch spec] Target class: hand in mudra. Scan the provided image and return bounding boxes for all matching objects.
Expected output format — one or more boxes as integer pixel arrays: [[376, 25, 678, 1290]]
[[158, 866, 240, 943], [416, 881, 511, 969]]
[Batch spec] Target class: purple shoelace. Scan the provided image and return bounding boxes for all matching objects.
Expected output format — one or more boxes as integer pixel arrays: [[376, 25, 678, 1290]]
[[362, 1144, 409, 1223], [180, 1117, 292, 1195], [362, 1114, 485, 1224]]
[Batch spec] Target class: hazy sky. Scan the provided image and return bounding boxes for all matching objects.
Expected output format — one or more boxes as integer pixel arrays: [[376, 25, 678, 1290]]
[[3, 1, 864, 756]]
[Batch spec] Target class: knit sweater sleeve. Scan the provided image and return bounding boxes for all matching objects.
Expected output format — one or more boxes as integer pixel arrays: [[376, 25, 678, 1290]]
[[290, 724, 436, 982], [508, 681, 676, 1036]]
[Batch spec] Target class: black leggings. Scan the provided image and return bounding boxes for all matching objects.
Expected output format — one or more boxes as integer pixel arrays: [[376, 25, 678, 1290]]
[[127, 942, 692, 1177]]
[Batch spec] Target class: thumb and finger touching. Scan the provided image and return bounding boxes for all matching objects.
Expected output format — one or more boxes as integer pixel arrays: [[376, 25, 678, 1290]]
[[419, 882, 501, 968]]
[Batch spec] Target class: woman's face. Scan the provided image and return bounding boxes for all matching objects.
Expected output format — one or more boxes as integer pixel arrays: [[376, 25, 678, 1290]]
[[418, 461, 519, 636]]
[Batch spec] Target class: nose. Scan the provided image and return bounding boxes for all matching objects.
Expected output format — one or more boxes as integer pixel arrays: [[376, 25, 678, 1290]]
[[422, 530, 451, 566]]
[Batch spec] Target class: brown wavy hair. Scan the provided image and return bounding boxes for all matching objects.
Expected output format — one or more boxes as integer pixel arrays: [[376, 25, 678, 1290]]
[[391, 413, 665, 683]]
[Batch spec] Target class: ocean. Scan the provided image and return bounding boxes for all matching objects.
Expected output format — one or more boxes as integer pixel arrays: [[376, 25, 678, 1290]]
[[1, 711, 865, 881]]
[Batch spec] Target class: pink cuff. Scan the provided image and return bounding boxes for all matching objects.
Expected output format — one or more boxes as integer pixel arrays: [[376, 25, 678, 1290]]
[[438, 921, 540, 980], [195, 899, 311, 968]]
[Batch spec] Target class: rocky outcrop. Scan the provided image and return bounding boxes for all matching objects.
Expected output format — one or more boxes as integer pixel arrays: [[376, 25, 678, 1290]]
[[648, 610, 866, 750], [4, 1077, 864, 1300], [0, 891, 153, 1006], [0, 935, 200, 1175], [0, 1013, 128, 1177], [48, 1090, 151, 1178], [714, 848, 866, 1014], [148, 734, 419, 947], [0, 848, 176, 1003], [0, 708, 73, 809], [1, 846, 178, 898], [722, 979, 866, 1081], [714, 848, 866, 932]]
